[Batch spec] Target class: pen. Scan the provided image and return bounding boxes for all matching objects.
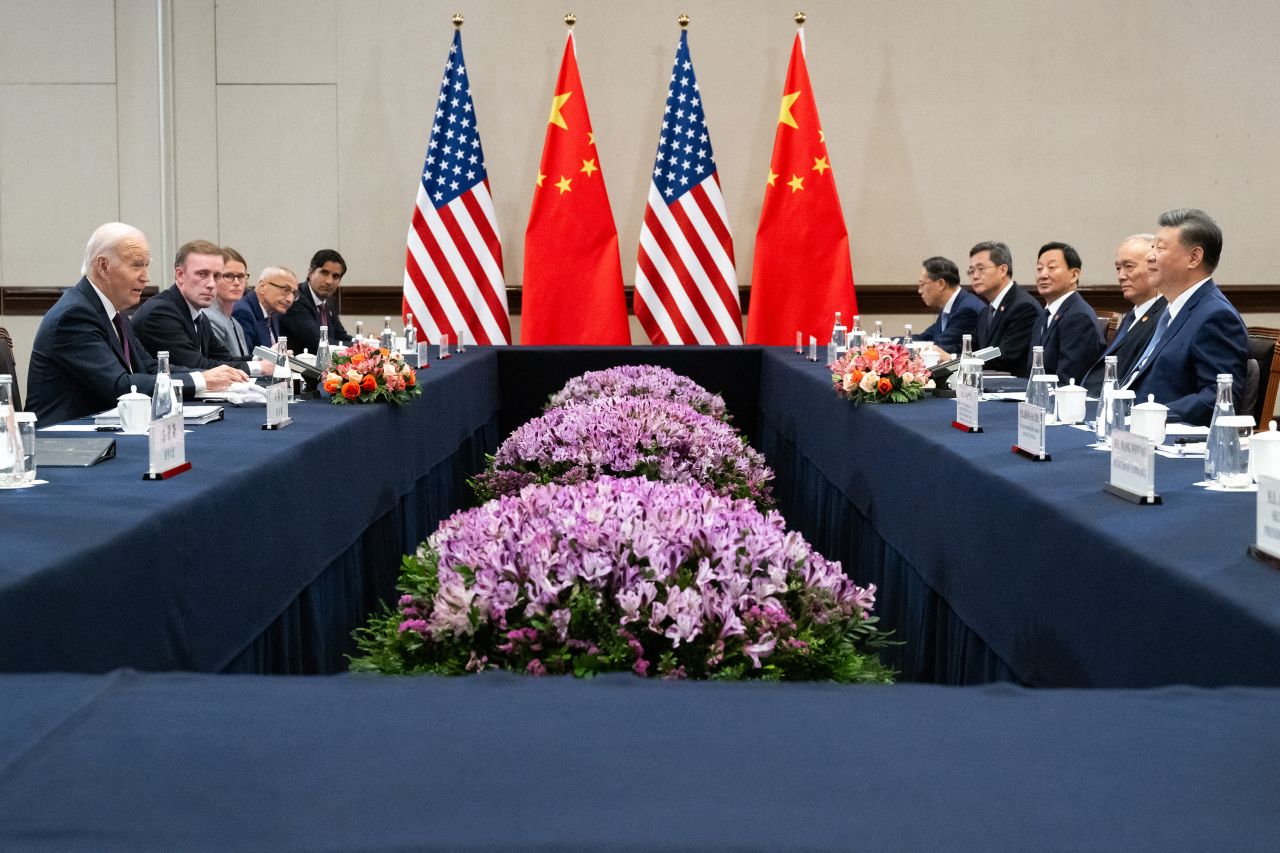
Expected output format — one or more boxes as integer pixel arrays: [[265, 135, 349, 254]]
[[94, 426, 123, 432], [1175, 437, 1206, 445]]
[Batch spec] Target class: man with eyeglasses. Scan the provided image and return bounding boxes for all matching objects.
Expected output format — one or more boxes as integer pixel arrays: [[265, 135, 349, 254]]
[[234, 267, 302, 351], [133, 240, 265, 378], [279, 249, 352, 356], [206, 246, 253, 359], [969, 240, 1044, 377], [913, 255, 984, 358]]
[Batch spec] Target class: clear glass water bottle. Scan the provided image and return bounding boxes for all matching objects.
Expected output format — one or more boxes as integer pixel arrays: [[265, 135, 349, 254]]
[[277, 336, 294, 402], [1027, 346, 1046, 407], [1094, 356, 1118, 442], [958, 334, 975, 389], [830, 312, 847, 356], [1205, 373, 1235, 481], [850, 315, 864, 349], [380, 316, 394, 350], [873, 320, 884, 343], [151, 351, 174, 420], [903, 324, 913, 347], [316, 324, 331, 372], [404, 313, 417, 355], [354, 320, 364, 341], [0, 375, 22, 485]]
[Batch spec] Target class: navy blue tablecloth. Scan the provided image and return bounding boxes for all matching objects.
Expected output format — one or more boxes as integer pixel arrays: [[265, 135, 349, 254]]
[[757, 348, 1280, 686], [0, 351, 500, 673], [0, 670, 1276, 851]]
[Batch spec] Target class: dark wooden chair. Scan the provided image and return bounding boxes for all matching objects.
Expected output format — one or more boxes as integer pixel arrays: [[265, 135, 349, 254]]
[[1246, 326, 1280, 425], [1095, 311, 1123, 345], [0, 327, 20, 411]]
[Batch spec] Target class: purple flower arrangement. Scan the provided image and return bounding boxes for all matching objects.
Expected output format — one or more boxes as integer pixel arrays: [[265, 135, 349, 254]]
[[350, 477, 892, 682], [546, 364, 730, 421], [470, 396, 774, 509]]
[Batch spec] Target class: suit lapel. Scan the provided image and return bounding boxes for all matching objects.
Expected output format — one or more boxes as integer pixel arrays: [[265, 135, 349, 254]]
[[77, 277, 131, 370]]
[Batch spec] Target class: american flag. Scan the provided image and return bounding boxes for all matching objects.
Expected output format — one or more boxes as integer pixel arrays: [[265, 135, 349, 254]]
[[403, 29, 511, 346], [634, 31, 741, 345]]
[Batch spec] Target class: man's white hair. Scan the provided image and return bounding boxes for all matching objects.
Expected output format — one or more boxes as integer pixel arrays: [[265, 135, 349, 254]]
[[81, 222, 145, 275], [256, 265, 297, 283]]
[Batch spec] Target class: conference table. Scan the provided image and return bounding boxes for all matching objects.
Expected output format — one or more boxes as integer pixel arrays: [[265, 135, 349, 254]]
[[3, 346, 1279, 850], [2, 346, 1278, 687]]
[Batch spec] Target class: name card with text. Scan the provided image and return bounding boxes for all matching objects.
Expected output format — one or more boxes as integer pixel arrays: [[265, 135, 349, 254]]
[[1109, 428, 1157, 502], [1015, 402, 1047, 459], [147, 411, 186, 477], [266, 381, 289, 426], [1256, 475, 1280, 561], [954, 384, 980, 432]]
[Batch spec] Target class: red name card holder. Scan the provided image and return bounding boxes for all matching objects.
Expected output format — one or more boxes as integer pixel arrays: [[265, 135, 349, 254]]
[[143, 460, 191, 480], [143, 413, 190, 480], [951, 420, 982, 433], [1011, 445, 1051, 462]]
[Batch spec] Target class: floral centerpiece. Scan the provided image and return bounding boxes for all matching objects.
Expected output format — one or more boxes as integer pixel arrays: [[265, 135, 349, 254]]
[[831, 342, 930, 404], [322, 341, 421, 405], [351, 477, 893, 682], [546, 364, 730, 421], [470, 396, 774, 509]]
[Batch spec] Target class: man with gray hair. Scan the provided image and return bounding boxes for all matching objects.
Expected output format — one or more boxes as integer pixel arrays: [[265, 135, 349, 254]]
[[233, 266, 300, 351], [1125, 208, 1248, 424], [969, 240, 1044, 377], [1081, 234, 1167, 394], [26, 223, 244, 424]]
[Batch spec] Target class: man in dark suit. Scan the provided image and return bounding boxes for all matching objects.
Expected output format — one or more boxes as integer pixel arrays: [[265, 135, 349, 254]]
[[1126, 208, 1248, 425], [132, 239, 269, 377], [1082, 234, 1166, 394], [1028, 242, 1103, 385], [969, 241, 1044, 377], [913, 256, 984, 357], [233, 267, 300, 351], [26, 223, 245, 425], [279, 249, 351, 356]]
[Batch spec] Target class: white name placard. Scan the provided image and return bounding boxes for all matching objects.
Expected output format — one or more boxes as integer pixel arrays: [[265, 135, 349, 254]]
[[1017, 402, 1046, 458], [148, 411, 185, 475], [1256, 475, 1280, 561], [266, 380, 289, 426], [808, 335, 818, 362], [956, 384, 980, 430], [1110, 428, 1156, 499]]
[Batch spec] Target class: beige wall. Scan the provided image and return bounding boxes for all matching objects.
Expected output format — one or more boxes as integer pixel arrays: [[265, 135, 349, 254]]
[[2, 0, 1280, 395]]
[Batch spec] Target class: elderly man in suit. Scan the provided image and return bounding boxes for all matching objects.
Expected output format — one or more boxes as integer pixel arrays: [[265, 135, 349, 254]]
[[1125, 208, 1248, 425], [1028, 242, 1103, 384], [279, 249, 352, 356], [26, 223, 243, 425], [233, 267, 300, 351], [1081, 235, 1166, 394], [969, 241, 1044, 377], [913, 256, 984, 358], [132, 239, 271, 378]]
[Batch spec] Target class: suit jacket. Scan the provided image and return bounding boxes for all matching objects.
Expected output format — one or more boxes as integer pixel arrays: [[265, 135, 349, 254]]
[[279, 283, 350, 356], [975, 282, 1044, 377], [1028, 291, 1104, 385], [232, 290, 281, 353], [1129, 280, 1249, 425], [1081, 296, 1167, 395], [206, 305, 252, 360], [0, 326, 20, 410], [132, 284, 248, 372], [26, 277, 196, 425], [915, 287, 983, 355]]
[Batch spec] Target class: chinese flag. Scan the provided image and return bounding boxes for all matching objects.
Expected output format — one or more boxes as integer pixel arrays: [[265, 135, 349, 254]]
[[746, 30, 857, 345], [521, 31, 629, 344]]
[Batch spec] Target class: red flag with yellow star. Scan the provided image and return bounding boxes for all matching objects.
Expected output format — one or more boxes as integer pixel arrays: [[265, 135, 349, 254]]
[[746, 30, 856, 345], [521, 30, 629, 344]]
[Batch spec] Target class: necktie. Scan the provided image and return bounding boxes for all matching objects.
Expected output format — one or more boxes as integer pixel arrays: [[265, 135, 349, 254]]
[[1125, 310, 1171, 386], [266, 314, 277, 346], [319, 301, 330, 332], [939, 311, 949, 333], [112, 313, 133, 372]]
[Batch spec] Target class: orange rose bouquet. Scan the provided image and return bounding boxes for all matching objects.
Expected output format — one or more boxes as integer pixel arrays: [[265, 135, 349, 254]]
[[323, 341, 421, 406], [831, 342, 930, 404]]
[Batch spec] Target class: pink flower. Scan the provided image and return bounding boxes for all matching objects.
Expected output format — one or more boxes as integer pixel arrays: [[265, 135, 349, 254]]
[[744, 634, 777, 668]]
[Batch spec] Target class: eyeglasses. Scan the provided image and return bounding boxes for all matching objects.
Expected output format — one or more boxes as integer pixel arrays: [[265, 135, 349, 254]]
[[264, 280, 299, 297], [967, 263, 997, 276], [218, 273, 249, 283]]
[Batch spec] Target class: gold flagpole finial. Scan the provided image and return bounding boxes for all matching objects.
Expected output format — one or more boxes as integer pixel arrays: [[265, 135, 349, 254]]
[[794, 11, 807, 26], [678, 14, 690, 29], [564, 12, 576, 27], [451, 13, 463, 28]]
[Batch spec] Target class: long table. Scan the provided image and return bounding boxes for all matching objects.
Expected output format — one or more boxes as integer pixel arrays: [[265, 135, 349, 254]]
[[3, 346, 1279, 687], [0, 671, 1276, 851]]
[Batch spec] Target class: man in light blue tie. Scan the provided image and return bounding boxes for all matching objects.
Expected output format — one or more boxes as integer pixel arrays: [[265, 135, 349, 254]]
[[913, 256, 984, 358], [1125, 209, 1248, 425]]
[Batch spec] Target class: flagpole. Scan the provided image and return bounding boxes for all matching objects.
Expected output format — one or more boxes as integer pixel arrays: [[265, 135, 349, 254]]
[[679, 13, 689, 28], [452, 12, 463, 28], [795, 11, 806, 53]]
